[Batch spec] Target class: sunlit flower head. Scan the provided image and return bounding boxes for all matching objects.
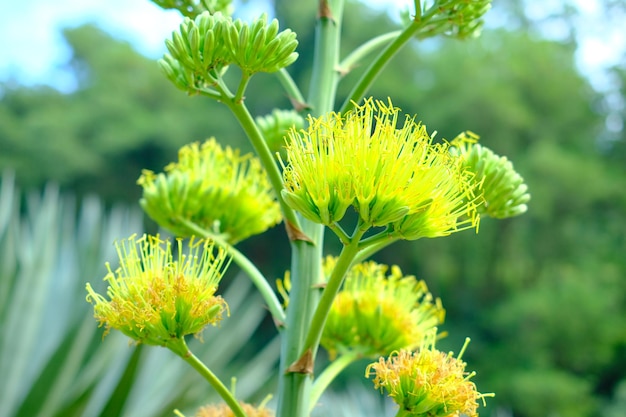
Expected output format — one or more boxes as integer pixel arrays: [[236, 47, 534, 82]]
[[281, 98, 479, 240], [366, 331, 492, 417], [451, 132, 530, 219], [139, 139, 282, 244], [86, 234, 230, 355], [321, 257, 445, 359], [191, 402, 273, 417]]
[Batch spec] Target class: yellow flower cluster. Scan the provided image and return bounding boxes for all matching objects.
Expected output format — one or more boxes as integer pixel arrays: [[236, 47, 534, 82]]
[[139, 139, 282, 244], [321, 257, 444, 359], [86, 235, 230, 355], [367, 332, 490, 417], [192, 402, 273, 417], [281, 98, 479, 240]]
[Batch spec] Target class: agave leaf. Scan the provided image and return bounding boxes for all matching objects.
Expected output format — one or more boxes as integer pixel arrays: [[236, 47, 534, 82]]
[[0, 172, 279, 417]]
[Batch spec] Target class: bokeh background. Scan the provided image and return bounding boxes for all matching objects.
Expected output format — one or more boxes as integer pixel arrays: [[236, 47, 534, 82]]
[[1, 1, 625, 416]]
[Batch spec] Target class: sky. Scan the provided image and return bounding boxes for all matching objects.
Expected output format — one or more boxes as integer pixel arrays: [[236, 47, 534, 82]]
[[0, 0, 624, 93]]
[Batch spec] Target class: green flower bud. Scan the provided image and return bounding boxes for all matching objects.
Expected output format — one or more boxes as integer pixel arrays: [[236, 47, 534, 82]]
[[225, 14, 298, 74], [164, 12, 233, 78], [255, 109, 305, 157], [403, 0, 492, 40], [138, 139, 282, 244], [452, 132, 530, 219], [160, 11, 298, 93]]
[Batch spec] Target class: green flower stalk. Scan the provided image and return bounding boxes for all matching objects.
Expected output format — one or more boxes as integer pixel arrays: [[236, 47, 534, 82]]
[[321, 257, 445, 359], [85, 234, 230, 355], [138, 138, 282, 244], [406, 0, 492, 40], [281, 98, 480, 240], [451, 132, 530, 219], [366, 331, 491, 417], [150, 0, 234, 18]]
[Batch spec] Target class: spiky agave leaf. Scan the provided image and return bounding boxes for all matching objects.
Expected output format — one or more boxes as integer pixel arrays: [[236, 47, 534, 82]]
[[0, 172, 279, 417]]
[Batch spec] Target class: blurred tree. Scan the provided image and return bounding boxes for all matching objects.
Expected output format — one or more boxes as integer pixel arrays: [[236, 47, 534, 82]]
[[369, 29, 626, 417], [0, 25, 244, 201]]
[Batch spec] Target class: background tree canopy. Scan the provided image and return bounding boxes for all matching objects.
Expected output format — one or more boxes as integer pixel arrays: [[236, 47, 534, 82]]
[[1, 1, 625, 416]]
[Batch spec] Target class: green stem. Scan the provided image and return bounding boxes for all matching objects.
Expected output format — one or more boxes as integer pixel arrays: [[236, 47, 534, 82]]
[[173, 339, 248, 417], [327, 221, 350, 246], [308, 352, 359, 413], [196, 87, 223, 100], [338, 31, 401, 75], [395, 408, 412, 417], [234, 72, 252, 103], [223, 97, 302, 233], [276, 220, 325, 417], [175, 217, 286, 326], [276, 68, 309, 110], [339, 21, 424, 113], [354, 234, 398, 263], [303, 226, 365, 358], [275, 1, 345, 416], [307, 0, 345, 114]]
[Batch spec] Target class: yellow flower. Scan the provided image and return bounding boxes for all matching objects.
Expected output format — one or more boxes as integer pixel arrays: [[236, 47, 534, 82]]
[[191, 402, 273, 417], [281, 98, 479, 240], [139, 139, 282, 244], [321, 257, 444, 359], [86, 234, 230, 355], [366, 332, 491, 417]]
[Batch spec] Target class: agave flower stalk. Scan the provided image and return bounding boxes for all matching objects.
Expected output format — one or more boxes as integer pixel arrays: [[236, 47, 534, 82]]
[[83, 1, 534, 417]]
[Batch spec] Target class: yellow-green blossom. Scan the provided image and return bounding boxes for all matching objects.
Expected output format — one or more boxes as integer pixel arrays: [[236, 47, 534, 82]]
[[139, 139, 282, 243], [86, 234, 230, 355], [366, 332, 491, 417], [321, 257, 444, 359], [281, 98, 479, 239], [451, 132, 530, 219], [185, 402, 273, 417]]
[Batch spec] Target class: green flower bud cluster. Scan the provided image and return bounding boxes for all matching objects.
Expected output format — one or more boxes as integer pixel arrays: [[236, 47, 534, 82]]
[[256, 109, 305, 156], [159, 12, 298, 93], [150, 0, 233, 18], [452, 132, 530, 219], [405, 0, 492, 40], [138, 139, 282, 244]]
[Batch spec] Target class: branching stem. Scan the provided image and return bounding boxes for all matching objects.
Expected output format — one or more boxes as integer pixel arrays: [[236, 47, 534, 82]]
[[173, 339, 248, 417], [309, 352, 360, 412], [175, 217, 286, 326]]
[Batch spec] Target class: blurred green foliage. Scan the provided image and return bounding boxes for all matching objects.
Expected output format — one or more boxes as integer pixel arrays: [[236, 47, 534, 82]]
[[0, 173, 279, 417], [1, 1, 625, 416]]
